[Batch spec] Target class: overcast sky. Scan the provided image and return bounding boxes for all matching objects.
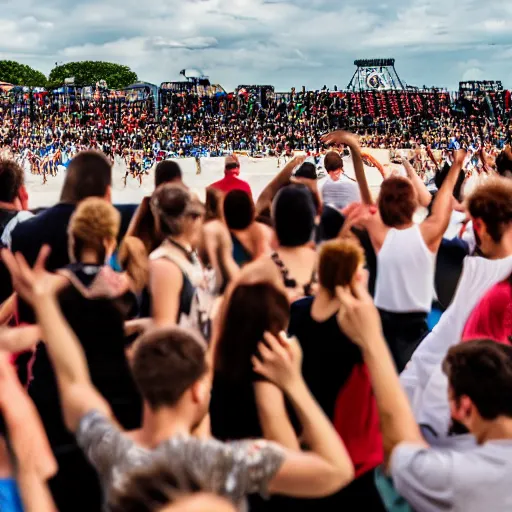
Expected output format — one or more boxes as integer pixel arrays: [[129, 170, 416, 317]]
[[0, 0, 511, 91]]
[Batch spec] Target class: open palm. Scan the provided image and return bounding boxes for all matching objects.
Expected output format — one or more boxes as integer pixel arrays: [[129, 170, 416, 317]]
[[1, 246, 60, 305]]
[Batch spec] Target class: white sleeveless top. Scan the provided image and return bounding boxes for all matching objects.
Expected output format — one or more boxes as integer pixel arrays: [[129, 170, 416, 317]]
[[374, 224, 435, 313]]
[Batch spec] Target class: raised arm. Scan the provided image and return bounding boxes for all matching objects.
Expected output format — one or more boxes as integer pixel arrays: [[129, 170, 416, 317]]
[[255, 155, 306, 217], [253, 332, 354, 497], [336, 282, 426, 468], [421, 149, 466, 253], [321, 130, 374, 205], [2, 247, 112, 433], [0, 353, 57, 512], [402, 157, 432, 208]]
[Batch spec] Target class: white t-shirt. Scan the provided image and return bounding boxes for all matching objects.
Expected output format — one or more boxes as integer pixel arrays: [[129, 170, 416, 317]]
[[321, 175, 361, 210], [391, 440, 512, 512], [401, 255, 512, 443]]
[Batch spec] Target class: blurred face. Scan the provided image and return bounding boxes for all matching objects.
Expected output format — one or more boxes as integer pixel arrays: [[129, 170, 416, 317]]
[[184, 212, 205, 248], [471, 217, 494, 256], [328, 169, 341, 182]]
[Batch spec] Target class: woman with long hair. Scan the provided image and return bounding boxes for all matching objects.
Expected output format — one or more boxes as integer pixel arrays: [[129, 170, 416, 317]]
[[148, 183, 207, 327]]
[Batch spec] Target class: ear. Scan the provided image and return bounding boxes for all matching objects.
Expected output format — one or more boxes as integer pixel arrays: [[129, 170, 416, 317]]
[[18, 185, 29, 210], [190, 377, 209, 405]]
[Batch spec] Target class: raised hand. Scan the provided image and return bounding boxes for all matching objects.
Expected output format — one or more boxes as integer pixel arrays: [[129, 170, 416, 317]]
[[452, 148, 467, 165], [1, 246, 61, 305], [335, 279, 383, 349], [321, 130, 360, 148], [252, 331, 303, 392]]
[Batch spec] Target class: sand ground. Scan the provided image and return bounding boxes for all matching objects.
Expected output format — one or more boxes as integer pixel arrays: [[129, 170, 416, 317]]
[[25, 155, 386, 209]]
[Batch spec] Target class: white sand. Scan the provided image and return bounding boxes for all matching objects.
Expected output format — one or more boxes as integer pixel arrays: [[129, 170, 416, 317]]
[[25, 155, 386, 209]]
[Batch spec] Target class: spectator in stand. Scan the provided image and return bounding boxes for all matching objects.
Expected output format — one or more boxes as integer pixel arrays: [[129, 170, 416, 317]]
[[209, 155, 252, 199], [321, 151, 361, 209]]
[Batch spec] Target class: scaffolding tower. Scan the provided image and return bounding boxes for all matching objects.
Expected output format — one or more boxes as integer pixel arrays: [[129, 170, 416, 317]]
[[347, 59, 406, 92]]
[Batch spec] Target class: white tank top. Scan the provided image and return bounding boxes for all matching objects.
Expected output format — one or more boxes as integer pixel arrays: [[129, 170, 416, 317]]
[[374, 224, 435, 313]]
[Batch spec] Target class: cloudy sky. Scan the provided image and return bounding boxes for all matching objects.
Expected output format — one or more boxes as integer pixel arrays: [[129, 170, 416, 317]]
[[1, 0, 511, 91]]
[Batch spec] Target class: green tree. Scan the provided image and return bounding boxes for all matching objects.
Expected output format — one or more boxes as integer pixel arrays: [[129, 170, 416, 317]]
[[0, 60, 47, 87], [48, 61, 138, 90]]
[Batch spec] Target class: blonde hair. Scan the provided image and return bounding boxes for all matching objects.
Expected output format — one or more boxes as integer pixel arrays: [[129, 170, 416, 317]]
[[318, 239, 365, 296], [68, 198, 120, 262]]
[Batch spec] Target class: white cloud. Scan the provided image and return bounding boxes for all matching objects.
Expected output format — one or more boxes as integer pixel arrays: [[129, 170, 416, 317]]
[[0, 0, 510, 90]]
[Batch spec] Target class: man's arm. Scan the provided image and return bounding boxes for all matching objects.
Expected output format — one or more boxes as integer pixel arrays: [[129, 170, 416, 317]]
[[321, 131, 373, 206], [2, 247, 112, 433], [421, 150, 466, 252], [255, 155, 306, 217], [336, 282, 426, 467], [402, 157, 432, 208]]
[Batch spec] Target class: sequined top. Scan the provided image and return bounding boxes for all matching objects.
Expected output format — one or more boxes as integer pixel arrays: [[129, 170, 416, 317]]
[[76, 411, 285, 511]]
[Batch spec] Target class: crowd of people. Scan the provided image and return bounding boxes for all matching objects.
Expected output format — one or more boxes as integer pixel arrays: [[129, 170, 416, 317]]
[[0, 85, 511, 184], [0, 122, 511, 512]]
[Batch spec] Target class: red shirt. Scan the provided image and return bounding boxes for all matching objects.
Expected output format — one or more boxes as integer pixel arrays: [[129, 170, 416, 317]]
[[209, 174, 252, 199], [463, 280, 512, 344]]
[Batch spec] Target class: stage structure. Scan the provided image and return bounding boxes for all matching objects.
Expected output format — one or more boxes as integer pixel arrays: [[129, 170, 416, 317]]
[[347, 59, 406, 92]]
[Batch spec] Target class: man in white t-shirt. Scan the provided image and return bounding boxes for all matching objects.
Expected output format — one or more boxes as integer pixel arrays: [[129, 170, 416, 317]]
[[337, 279, 512, 512], [321, 151, 361, 209]]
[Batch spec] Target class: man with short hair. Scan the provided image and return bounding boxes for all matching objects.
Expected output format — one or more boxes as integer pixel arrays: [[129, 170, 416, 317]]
[[3, 248, 355, 510], [209, 155, 252, 198], [401, 177, 512, 447], [11, 150, 112, 271], [336, 279, 512, 512], [321, 151, 361, 210]]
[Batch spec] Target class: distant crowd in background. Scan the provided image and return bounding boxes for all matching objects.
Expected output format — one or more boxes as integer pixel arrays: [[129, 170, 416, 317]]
[[0, 86, 511, 178]]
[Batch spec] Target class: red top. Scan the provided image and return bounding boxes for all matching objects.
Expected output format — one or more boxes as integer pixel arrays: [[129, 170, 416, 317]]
[[463, 280, 512, 344], [209, 174, 253, 199], [333, 364, 384, 478]]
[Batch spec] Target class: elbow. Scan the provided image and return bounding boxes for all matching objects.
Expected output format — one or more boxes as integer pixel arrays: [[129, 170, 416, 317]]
[[315, 463, 355, 497]]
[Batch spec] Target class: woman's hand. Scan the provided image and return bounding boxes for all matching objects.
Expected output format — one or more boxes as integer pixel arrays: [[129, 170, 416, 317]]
[[1, 246, 61, 305], [252, 331, 303, 392], [335, 280, 384, 350]]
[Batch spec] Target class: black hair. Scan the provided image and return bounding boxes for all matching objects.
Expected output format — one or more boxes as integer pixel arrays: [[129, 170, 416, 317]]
[[273, 184, 316, 247], [155, 161, 182, 188], [434, 162, 465, 202], [223, 190, 254, 230]]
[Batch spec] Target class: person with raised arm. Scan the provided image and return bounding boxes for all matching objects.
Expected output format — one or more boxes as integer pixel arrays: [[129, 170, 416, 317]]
[[352, 150, 466, 371], [2, 246, 354, 511], [336, 279, 512, 512]]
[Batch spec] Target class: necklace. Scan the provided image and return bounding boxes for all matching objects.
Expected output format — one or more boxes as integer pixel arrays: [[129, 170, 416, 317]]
[[167, 238, 195, 264]]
